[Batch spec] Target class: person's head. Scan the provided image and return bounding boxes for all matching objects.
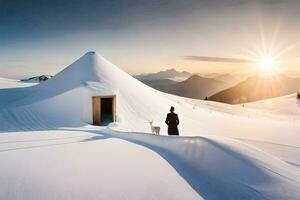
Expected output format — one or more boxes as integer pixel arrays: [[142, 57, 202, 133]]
[[170, 106, 175, 112]]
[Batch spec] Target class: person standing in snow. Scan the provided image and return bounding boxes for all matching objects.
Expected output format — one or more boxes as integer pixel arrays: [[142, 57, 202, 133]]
[[165, 106, 179, 135]]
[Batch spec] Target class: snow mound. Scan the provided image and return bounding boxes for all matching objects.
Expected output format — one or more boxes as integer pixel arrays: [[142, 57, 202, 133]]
[[0, 52, 178, 131]]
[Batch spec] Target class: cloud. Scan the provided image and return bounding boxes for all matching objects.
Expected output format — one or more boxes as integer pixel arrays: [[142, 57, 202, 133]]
[[184, 56, 253, 64]]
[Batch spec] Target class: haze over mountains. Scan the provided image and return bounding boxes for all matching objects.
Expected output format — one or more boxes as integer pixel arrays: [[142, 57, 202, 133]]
[[215, 73, 245, 86], [146, 75, 230, 99], [134, 68, 192, 81], [209, 74, 300, 104], [135, 69, 244, 100]]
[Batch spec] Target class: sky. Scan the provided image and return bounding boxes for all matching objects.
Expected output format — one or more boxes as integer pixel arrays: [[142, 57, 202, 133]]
[[0, 0, 300, 79]]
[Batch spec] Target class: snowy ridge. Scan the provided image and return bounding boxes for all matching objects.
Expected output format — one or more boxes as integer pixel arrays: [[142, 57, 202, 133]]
[[100, 129, 300, 199], [1, 52, 300, 199]]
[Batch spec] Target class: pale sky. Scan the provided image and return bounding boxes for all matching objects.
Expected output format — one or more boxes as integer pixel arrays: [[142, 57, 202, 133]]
[[0, 0, 300, 79]]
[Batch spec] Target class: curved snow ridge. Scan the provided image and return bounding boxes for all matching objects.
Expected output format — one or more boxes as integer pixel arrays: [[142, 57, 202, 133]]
[[89, 129, 300, 200]]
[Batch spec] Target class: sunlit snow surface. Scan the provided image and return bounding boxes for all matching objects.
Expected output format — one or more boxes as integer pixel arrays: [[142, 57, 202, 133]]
[[0, 52, 300, 200]]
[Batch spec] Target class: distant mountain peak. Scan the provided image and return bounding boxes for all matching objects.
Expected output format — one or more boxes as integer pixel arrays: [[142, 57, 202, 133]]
[[187, 74, 201, 80], [164, 68, 177, 72], [134, 68, 192, 81]]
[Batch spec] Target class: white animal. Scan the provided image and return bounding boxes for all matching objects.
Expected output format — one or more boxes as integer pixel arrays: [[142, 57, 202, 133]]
[[149, 120, 160, 135]]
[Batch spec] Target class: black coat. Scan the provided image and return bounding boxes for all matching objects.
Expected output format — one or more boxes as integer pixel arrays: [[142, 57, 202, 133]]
[[165, 112, 179, 135]]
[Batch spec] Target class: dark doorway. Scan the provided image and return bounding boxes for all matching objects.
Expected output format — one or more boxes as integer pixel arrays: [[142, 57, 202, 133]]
[[100, 98, 113, 125], [92, 96, 116, 126]]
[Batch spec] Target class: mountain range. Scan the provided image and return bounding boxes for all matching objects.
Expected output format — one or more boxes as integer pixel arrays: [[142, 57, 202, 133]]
[[142, 74, 229, 99], [209, 74, 300, 104], [134, 68, 192, 81]]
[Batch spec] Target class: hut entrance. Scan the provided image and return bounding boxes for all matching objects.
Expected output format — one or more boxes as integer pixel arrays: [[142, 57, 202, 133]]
[[92, 96, 116, 126]]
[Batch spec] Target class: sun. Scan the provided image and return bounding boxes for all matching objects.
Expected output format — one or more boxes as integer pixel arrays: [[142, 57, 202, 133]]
[[257, 55, 275, 74]]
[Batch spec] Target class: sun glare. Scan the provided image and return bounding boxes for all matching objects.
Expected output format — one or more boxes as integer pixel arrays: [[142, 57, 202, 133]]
[[259, 55, 274, 74], [242, 24, 298, 76]]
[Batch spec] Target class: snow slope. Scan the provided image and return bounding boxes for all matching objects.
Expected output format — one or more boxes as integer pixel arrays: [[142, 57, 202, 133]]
[[245, 93, 300, 116], [0, 77, 36, 88], [1, 52, 300, 199]]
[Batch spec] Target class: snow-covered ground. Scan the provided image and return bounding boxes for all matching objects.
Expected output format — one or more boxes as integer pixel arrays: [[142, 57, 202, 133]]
[[0, 52, 300, 199]]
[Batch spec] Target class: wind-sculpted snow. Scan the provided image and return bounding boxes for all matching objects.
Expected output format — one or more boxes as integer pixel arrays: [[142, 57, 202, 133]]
[[0, 130, 202, 200], [1, 128, 300, 200], [1, 52, 300, 199], [84, 128, 300, 200], [106, 129, 300, 199]]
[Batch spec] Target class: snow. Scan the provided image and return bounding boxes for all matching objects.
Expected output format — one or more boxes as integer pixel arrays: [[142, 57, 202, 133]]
[[0, 77, 36, 88], [245, 93, 300, 117], [0, 51, 300, 199], [0, 130, 201, 200]]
